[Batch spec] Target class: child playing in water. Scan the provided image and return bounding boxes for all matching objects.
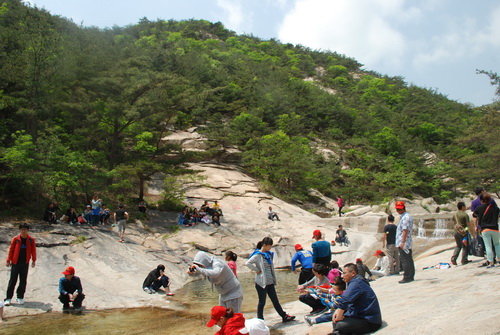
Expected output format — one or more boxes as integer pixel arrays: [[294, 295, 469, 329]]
[[225, 251, 238, 277]]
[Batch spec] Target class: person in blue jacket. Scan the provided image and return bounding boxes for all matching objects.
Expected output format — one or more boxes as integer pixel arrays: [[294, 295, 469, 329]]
[[291, 244, 314, 284], [332, 263, 382, 334], [311, 230, 331, 266]]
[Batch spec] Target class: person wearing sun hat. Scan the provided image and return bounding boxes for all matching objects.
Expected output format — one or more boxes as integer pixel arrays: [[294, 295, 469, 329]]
[[206, 306, 246, 335], [370, 250, 390, 277], [311, 230, 331, 266], [395, 200, 415, 283], [291, 244, 314, 285], [58, 266, 85, 312]]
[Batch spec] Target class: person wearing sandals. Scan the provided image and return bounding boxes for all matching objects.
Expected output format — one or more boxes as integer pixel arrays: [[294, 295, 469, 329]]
[[246, 237, 295, 323]]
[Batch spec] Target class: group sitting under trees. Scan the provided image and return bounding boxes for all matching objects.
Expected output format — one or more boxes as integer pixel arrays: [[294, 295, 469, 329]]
[[178, 200, 223, 227]]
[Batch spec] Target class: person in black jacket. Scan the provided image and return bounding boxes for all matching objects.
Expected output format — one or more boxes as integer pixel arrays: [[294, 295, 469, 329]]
[[142, 264, 174, 295], [59, 266, 85, 312], [473, 193, 499, 268]]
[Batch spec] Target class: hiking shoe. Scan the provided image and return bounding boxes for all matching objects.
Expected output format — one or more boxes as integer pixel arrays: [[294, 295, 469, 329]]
[[399, 279, 414, 284], [4, 299, 11, 306], [304, 316, 314, 326], [16, 298, 24, 305], [309, 307, 328, 316], [282, 314, 295, 323], [143, 287, 153, 294]]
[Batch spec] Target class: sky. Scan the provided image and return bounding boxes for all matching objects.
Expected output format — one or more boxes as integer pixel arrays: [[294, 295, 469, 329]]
[[27, 0, 500, 106]]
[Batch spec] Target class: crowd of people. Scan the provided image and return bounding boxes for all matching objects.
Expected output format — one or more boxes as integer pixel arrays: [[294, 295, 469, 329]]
[[2, 189, 498, 334], [177, 200, 223, 227]]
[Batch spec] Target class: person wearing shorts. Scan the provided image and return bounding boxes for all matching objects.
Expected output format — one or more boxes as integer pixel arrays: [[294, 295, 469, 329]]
[[113, 205, 129, 243]]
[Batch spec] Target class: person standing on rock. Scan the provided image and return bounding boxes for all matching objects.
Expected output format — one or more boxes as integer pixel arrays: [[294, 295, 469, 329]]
[[473, 193, 499, 268], [312, 230, 331, 266], [470, 187, 485, 211], [189, 251, 243, 313], [113, 204, 129, 243], [395, 201, 415, 283], [337, 196, 345, 217], [332, 263, 382, 334], [383, 214, 399, 275], [245, 237, 295, 323], [451, 202, 470, 266], [91, 194, 102, 226], [291, 244, 314, 285], [59, 266, 85, 312], [4, 223, 36, 306]]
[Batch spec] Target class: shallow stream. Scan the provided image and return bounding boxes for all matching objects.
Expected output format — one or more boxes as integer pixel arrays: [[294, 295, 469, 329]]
[[0, 271, 297, 335]]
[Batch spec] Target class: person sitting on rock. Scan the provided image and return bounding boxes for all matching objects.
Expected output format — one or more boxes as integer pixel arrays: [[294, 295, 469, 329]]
[[212, 212, 221, 227], [83, 205, 92, 224], [370, 250, 390, 277], [297, 263, 331, 315], [267, 207, 280, 221], [59, 266, 85, 312], [332, 263, 382, 334], [43, 203, 57, 224], [335, 225, 348, 246], [201, 200, 215, 216], [213, 200, 223, 216], [142, 264, 174, 295], [355, 258, 373, 280], [304, 278, 346, 327], [327, 260, 342, 284]]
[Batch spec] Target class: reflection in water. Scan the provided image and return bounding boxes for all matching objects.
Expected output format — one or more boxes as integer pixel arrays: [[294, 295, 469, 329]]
[[0, 272, 296, 335]]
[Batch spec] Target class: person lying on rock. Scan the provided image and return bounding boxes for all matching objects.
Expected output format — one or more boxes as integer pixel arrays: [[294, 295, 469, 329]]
[[297, 263, 331, 315], [142, 264, 174, 295], [189, 251, 243, 313], [59, 266, 85, 313]]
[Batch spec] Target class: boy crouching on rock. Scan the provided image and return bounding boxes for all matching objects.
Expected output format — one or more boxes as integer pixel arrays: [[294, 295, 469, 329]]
[[59, 266, 85, 313]]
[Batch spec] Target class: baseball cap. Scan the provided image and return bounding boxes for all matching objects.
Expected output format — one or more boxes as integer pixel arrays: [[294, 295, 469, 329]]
[[206, 306, 227, 327], [312, 230, 322, 238], [395, 201, 405, 209], [294, 244, 303, 251], [373, 250, 384, 256], [62, 266, 75, 275]]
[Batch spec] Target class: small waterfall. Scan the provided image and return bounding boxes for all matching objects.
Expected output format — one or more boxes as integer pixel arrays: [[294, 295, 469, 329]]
[[431, 219, 448, 239], [417, 219, 426, 238]]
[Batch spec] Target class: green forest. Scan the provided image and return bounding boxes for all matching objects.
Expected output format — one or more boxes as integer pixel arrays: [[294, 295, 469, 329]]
[[0, 0, 498, 215]]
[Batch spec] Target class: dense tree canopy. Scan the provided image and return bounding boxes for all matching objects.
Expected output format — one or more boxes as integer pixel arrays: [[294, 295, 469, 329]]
[[0, 0, 497, 214]]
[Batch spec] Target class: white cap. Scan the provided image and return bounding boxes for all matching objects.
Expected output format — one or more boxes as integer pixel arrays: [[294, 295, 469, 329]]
[[244, 318, 270, 335]]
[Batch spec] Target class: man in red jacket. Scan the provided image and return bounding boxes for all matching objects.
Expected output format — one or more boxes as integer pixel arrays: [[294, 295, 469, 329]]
[[4, 223, 36, 306]]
